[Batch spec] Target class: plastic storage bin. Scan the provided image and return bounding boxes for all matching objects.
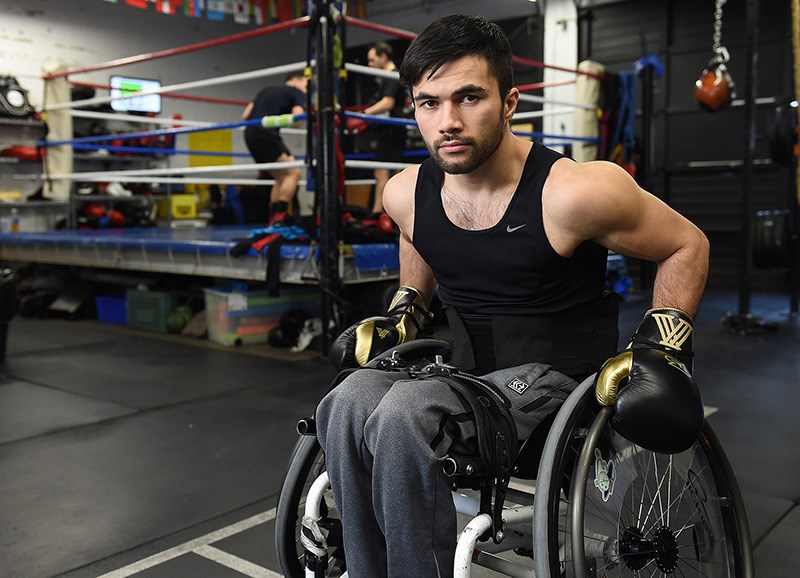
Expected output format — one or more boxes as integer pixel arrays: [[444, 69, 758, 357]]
[[170, 194, 197, 219], [204, 287, 318, 346], [95, 295, 127, 325], [126, 289, 173, 333]]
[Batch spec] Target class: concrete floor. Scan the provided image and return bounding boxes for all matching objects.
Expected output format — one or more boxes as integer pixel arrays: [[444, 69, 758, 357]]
[[1, 289, 797, 577]]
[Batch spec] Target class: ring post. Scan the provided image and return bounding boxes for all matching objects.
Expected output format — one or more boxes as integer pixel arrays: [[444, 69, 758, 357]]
[[315, 0, 342, 355]]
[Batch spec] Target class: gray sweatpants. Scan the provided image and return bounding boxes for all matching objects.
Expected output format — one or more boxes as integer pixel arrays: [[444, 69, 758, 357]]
[[315, 363, 577, 578]]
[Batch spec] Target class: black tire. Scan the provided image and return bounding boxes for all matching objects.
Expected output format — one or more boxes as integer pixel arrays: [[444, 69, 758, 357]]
[[533, 376, 754, 577], [275, 435, 345, 578]]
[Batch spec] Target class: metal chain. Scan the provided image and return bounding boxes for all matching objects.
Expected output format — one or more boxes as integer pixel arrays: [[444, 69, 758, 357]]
[[712, 0, 730, 64]]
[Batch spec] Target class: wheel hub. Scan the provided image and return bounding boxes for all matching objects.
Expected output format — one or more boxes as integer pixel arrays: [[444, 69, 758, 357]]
[[619, 525, 680, 574], [653, 526, 679, 573]]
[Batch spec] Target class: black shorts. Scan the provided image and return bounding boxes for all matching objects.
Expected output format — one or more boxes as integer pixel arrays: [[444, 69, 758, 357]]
[[372, 125, 406, 164], [244, 126, 291, 163]]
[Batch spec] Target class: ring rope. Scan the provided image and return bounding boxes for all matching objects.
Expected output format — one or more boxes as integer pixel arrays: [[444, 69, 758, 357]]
[[343, 15, 603, 79], [43, 61, 308, 112], [70, 81, 248, 107], [513, 131, 599, 143], [49, 177, 374, 186], [44, 160, 305, 180], [42, 17, 310, 80], [344, 62, 595, 111], [72, 144, 252, 158], [517, 92, 595, 110], [46, 159, 410, 182], [41, 113, 306, 148], [512, 108, 577, 120], [71, 110, 215, 128]]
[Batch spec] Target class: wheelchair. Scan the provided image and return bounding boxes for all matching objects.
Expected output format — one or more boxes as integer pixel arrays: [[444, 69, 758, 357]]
[[275, 339, 754, 577]]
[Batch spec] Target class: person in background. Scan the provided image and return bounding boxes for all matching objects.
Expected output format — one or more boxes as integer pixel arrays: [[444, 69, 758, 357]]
[[242, 71, 307, 225], [361, 41, 408, 225]]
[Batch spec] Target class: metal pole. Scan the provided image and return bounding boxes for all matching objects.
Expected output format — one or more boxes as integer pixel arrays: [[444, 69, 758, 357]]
[[639, 64, 656, 291], [738, 0, 759, 317], [315, 0, 341, 355]]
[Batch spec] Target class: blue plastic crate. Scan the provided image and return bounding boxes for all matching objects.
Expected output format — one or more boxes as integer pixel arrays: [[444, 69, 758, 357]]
[[95, 295, 127, 325]]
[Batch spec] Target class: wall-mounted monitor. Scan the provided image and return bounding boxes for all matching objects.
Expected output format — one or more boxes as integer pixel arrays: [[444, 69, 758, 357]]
[[109, 75, 162, 114]]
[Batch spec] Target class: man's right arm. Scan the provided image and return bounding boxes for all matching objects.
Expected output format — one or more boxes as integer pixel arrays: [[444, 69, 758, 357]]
[[241, 102, 254, 121], [383, 166, 436, 302]]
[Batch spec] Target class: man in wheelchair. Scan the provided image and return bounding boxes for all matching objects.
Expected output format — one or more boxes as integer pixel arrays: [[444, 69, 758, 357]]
[[315, 14, 710, 578]]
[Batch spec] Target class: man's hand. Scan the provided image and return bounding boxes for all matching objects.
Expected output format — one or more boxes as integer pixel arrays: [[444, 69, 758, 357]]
[[328, 286, 432, 370], [595, 308, 704, 454]]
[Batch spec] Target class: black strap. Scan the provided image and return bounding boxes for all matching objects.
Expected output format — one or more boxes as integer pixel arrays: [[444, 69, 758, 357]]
[[415, 365, 518, 543]]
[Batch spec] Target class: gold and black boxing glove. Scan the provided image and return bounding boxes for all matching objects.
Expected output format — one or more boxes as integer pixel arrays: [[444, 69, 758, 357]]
[[595, 308, 704, 454], [328, 286, 433, 371]]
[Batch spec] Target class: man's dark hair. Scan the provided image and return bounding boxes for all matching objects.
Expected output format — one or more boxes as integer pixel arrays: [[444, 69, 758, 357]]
[[399, 14, 513, 99], [285, 71, 305, 82], [370, 41, 393, 59]]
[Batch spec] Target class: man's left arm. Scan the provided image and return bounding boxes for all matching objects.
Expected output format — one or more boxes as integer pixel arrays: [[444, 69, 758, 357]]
[[555, 160, 709, 454]]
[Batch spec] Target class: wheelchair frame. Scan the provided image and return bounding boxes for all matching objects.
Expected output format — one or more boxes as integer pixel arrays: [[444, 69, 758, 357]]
[[275, 342, 754, 578]]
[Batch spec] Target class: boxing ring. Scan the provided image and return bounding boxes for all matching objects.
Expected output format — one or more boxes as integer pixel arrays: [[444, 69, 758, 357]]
[[0, 226, 398, 284], [1, 1, 604, 348]]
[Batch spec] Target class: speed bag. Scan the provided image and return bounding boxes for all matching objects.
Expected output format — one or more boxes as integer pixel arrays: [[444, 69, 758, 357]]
[[0, 76, 35, 118]]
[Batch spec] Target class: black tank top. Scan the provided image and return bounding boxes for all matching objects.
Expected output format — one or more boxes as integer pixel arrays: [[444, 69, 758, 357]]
[[411, 142, 619, 379], [413, 142, 608, 315]]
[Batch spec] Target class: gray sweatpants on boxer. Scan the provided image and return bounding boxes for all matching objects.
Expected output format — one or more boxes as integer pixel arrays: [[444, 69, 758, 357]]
[[315, 362, 577, 578]]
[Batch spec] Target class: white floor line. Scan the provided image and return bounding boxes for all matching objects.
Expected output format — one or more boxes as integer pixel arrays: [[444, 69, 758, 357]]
[[705, 405, 719, 417], [194, 544, 282, 578], [96, 508, 277, 578]]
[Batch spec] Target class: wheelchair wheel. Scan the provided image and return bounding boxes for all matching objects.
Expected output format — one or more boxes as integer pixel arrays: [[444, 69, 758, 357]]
[[533, 376, 754, 577], [275, 434, 345, 578]]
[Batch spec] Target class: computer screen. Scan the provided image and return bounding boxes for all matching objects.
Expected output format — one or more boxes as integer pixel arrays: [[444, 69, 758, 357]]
[[109, 76, 162, 114]]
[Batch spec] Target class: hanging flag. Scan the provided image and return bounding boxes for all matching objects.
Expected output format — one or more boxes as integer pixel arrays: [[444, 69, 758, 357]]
[[155, 0, 174, 14], [206, 0, 225, 20], [251, 0, 267, 24], [233, 0, 250, 23], [125, 0, 148, 8], [358, 0, 368, 18], [170, 0, 182, 13], [292, 0, 302, 18], [275, 0, 292, 21], [195, 0, 205, 17]]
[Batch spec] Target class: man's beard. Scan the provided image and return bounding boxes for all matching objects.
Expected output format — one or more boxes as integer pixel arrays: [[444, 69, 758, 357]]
[[425, 113, 506, 175]]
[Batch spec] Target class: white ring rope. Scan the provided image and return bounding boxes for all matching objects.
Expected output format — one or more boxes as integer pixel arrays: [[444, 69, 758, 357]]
[[71, 110, 215, 128], [63, 177, 376, 186], [43, 61, 307, 112], [41, 159, 407, 181], [511, 107, 576, 120], [44, 160, 305, 180], [344, 61, 595, 110], [517, 92, 596, 110], [344, 159, 415, 171]]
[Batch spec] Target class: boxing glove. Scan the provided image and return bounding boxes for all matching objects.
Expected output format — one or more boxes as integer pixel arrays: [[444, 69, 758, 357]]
[[329, 286, 432, 370], [345, 117, 370, 135], [595, 308, 704, 454]]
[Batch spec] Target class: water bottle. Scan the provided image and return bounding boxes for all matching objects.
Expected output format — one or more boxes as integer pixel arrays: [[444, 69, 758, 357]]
[[10, 208, 20, 233]]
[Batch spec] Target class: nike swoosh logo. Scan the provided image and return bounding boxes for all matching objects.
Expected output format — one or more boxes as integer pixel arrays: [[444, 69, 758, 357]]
[[506, 224, 526, 233]]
